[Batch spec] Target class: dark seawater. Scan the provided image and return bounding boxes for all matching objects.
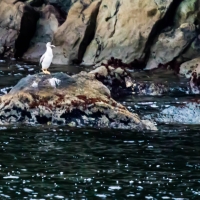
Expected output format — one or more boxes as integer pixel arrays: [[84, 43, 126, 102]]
[[0, 59, 200, 199]]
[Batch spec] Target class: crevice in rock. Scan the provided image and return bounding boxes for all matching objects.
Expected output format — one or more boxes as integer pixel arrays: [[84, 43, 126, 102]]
[[36, 115, 51, 124], [13, 0, 27, 4], [109, 16, 118, 38], [109, 1, 121, 39], [29, 0, 46, 7], [60, 109, 85, 123], [94, 38, 102, 62], [14, 0, 46, 6], [48, 3, 67, 25], [75, 1, 102, 64], [12, 107, 32, 121], [105, 0, 120, 22], [79, 1, 90, 18], [14, 5, 40, 58], [142, 0, 184, 63]]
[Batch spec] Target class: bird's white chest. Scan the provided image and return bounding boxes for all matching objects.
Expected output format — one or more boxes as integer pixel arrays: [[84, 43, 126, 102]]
[[42, 48, 53, 69], [45, 47, 53, 58]]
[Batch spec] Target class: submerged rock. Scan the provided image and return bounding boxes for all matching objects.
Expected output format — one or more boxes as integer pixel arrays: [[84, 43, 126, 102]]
[[0, 72, 157, 130]]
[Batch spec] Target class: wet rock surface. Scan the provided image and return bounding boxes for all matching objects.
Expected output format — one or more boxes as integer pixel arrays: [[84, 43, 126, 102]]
[[1, 0, 200, 129], [179, 57, 200, 93], [144, 101, 200, 125], [90, 58, 169, 96], [0, 72, 157, 130]]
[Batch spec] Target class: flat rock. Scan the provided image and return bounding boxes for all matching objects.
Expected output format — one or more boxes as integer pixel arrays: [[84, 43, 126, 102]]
[[0, 72, 157, 130]]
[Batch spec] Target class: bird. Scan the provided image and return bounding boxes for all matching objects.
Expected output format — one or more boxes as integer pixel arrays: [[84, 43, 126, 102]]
[[39, 42, 55, 74]]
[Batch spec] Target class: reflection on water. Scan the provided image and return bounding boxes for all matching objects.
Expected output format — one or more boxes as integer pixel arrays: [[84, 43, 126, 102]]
[[0, 59, 200, 199]]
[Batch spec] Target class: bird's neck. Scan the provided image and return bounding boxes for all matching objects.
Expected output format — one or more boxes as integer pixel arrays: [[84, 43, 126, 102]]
[[46, 46, 53, 55]]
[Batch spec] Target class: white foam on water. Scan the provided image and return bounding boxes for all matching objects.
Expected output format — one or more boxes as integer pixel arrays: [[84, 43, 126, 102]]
[[96, 194, 107, 198], [54, 195, 65, 199], [3, 175, 19, 179], [23, 188, 34, 193], [0, 194, 10, 198], [108, 186, 121, 190]]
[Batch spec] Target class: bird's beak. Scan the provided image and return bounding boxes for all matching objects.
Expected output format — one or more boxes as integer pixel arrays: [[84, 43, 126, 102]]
[[51, 45, 56, 48]]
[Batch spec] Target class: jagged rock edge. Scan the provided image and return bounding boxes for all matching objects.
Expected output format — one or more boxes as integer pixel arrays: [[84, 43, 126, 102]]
[[77, 1, 102, 64]]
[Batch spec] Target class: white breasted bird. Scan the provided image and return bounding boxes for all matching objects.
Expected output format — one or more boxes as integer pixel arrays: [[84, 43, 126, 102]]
[[40, 42, 55, 74]]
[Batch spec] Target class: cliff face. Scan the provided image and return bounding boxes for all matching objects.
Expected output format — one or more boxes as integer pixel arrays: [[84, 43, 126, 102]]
[[0, 0, 39, 58], [1, 0, 200, 69]]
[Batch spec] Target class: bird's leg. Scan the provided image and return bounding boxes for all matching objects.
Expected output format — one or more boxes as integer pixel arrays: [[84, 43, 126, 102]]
[[42, 68, 50, 74], [42, 69, 47, 74], [46, 70, 51, 75]]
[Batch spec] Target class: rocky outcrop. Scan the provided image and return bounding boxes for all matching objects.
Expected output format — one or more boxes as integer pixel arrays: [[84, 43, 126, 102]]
[[146, 23, 197, 70], [82, 0, 174, 65], [90, 58, 169, 96], [179, 57, 200, 93], [1, 0, 200, 70], [179, 57, 200, 78], [0, 72, 157, 130], [52, 0, 101, 64], [178, 36, 200, 63], [0, 0, 39, 58], [23, 5, 64, 62], [176, 0, 200, 64], [174, 0, 199, 27], [145, 0, 200, 69]]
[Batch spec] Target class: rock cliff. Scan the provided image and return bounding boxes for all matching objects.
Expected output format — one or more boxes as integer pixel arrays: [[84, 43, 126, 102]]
[[0, 0, 200, 70]]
